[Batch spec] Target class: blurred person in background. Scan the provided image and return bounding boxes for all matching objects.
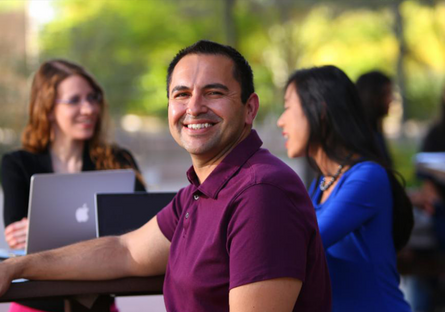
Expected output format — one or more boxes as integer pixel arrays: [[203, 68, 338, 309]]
[[1, 59, 145, 312], [277, 65, 413, 312], [356, 70, 393, 167], [411, 85, 445, 215], [406, 84, 445, 312]]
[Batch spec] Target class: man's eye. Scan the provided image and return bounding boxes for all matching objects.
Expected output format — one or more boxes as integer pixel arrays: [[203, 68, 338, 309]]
[[174, 93, 188, 98], [207, 91, 223, 96]]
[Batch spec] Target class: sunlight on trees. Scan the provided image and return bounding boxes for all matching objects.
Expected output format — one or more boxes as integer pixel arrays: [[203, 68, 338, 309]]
[[0, 0, 444, 187], [1, 0, 444, 125], [30, 0, 444, 125]]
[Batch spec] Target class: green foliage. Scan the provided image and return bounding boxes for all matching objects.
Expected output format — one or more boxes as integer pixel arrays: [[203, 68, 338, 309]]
[[36, 0, 445, 124], [400, 1, 445, 120], [389, 138, 421, 188], [40, 0, 226, 118], [405, 73, 444, 120], [0, 1, 23, 12]]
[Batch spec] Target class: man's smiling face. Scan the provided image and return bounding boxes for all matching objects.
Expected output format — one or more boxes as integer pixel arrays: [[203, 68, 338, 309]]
[[168, 53, 253, 164]]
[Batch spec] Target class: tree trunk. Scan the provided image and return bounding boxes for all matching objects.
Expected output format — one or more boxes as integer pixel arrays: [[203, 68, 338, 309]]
[[393, 1, 407, 125], [223, 0, 237, 47]]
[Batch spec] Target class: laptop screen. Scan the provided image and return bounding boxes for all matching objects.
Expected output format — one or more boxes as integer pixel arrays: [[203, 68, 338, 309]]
[[26, 169, 135, 254], [95, 192, 176, 237]]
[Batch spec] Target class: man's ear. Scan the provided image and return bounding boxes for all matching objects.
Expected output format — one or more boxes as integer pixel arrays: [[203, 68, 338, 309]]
[[244, 93, 259, 126]]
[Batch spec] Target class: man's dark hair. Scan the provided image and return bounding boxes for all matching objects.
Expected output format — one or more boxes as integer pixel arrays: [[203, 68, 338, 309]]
[[166, 40, 254, 104], [287, 65, 413, 252]]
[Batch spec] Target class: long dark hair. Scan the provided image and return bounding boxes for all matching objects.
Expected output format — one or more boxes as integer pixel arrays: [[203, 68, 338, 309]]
[[432, 87, 445, 140], [287, 65, 413, 251], [356, 71, 392, 132], [440, 89, 445, 131]]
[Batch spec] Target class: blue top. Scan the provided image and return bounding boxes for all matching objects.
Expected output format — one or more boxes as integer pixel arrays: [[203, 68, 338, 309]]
[[309, 161, 411, 312]]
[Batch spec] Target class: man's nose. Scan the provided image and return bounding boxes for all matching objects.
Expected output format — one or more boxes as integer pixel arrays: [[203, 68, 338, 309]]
[[186, 94, 208, 116]]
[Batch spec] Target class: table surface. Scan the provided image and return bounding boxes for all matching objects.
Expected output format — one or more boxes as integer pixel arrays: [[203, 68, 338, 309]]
[[0, 276, 164, 303]]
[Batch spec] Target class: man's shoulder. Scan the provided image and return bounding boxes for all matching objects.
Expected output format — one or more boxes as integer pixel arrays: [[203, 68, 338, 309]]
[[229, 148, 308, 204], [228, 149, 316, 224], [245, 148, 301, 184]]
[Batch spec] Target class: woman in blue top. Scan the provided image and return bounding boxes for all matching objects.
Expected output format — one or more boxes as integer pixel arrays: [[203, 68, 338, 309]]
[[277, 65, 414, 311]]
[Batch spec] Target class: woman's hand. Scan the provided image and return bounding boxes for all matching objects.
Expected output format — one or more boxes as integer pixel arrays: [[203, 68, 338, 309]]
[[4, 218, 28, 250]]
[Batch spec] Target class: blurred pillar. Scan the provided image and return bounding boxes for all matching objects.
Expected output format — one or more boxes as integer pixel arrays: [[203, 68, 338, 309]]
[[223, 0, 237, 48], [392, 1, 407, 126], [25, 0, 40, 71]]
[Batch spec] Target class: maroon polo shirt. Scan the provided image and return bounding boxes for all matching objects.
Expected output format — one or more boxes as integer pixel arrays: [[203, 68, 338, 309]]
[[157, 130, 331, 312]]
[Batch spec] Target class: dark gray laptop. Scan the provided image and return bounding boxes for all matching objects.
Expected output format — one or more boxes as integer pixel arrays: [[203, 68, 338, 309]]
[[95, 192, 176, 237], [26, 169, 136, 254]]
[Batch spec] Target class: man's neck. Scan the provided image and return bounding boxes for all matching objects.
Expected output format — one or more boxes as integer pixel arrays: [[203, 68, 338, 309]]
[[191, 161, 220, 185], [191, 128, 251, 184]]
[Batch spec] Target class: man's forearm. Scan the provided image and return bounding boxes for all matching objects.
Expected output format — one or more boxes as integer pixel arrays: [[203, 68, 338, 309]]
[[0, 216, 169, 297], [5, 236, 134, 281]]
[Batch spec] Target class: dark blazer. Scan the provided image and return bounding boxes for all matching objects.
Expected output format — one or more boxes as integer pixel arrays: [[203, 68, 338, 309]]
[[2, 146, 146, 227], [1, 146, 146, 312]]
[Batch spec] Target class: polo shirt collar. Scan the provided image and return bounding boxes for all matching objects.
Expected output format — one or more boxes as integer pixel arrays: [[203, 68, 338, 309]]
[[186, 129, 263, 199]]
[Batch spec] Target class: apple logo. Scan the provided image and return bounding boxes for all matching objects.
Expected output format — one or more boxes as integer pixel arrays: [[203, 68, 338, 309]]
[[75, 203, 89, 223]]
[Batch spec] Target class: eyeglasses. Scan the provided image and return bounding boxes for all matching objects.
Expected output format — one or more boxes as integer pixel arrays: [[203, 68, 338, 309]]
[[56, 93, 102, 106]]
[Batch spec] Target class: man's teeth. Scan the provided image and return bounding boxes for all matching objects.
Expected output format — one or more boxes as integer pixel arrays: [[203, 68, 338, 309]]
[[187, 123, 213, 130]]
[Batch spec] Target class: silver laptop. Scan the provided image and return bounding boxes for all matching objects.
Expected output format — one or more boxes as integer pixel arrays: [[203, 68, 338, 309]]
[[26, 169, 136, 254], [95, 192, 176, 237]]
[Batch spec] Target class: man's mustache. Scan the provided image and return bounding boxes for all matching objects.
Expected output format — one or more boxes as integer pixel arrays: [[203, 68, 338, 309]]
[[181, 113, 221, 124]]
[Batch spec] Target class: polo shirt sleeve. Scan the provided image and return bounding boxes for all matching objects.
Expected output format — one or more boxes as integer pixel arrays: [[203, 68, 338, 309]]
[[317, 163, 391, 249], [227, 183, 315, 290], [157, 189, 185, 241]]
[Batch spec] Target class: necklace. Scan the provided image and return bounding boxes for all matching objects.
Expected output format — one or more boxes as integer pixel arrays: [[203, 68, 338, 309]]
[[319, 164, 344, 192]]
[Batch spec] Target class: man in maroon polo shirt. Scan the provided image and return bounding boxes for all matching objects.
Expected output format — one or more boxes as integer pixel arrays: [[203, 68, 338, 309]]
[[0, 40, 331, 311]]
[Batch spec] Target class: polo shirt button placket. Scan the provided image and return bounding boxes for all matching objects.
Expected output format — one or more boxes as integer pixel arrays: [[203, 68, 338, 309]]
[[183, 210, 190, 238], [183, 194, 199, 238], [182, 194, 199, 238]]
